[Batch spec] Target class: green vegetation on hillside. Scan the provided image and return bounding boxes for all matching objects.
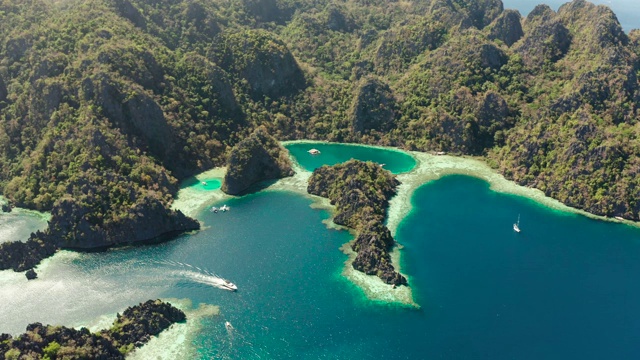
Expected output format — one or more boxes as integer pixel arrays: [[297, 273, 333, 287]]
[[0, 0, 639, 260]]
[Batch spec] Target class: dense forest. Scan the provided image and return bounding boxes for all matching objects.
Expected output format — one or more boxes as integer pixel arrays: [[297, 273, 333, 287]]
[[0, 0, 639, 252]]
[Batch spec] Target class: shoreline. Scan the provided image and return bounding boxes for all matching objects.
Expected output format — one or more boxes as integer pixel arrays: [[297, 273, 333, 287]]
[[172, 167, 229, 218], [387, 152, 635, 236], [128, 141, 640, 309], [128, 298, 219, 360]]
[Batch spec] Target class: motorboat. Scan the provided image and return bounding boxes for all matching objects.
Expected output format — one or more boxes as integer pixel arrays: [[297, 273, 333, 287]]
[[308, 148, 321, 155], [220, 280, 237, 291], [210, 206, 219, 213], [513, 214, 521, 233], [225, 321, 233, 330], [220, 204, 230, 212]]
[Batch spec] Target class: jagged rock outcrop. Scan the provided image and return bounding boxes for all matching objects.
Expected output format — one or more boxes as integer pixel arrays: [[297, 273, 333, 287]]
[[84, 73, 175, 161], [516, 5, 571, 65], [488, 9, 524, 46], [25, 269, 37, 280], [213, 30, 306, 100], [307, 160, 406, 286], [1, 202, 12, 213], [222, 126, 294, 195], [351, 222, 407, 285], [0, 300, 185, 359], [0, 233, 56, 272], [47, 194, 199, 250], [463, 0, 504, 29], [350, 78, 396, 134]]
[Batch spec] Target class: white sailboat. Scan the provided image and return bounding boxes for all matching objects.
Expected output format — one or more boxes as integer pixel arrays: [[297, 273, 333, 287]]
[[513, 214, 521, 233]]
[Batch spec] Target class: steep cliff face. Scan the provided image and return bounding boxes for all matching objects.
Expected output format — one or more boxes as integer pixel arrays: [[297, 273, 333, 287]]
[[83, 73, 175, 162], [350, 78, 396, 134], [516, 5, 571, 65], [487, 9, 523, 46], [47, 194, 199, 250], [307, 160, 406, 286], [222, 126, 294, 195]]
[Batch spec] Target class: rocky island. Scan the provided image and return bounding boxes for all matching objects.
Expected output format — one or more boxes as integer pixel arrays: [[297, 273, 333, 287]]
[[222, 126, 294, 195], [307, 160, 406, 286], [0, 300, 186, 359], [0, 0, 638, 277]]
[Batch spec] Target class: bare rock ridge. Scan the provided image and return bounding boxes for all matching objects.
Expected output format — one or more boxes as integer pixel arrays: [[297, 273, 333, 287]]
[[0, 300, 185, 359], [222, 126, 294, 195], [307, 160, 407, 286]]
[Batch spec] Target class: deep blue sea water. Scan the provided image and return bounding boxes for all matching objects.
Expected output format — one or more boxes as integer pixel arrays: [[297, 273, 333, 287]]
[[503, 0, 639, 31], [3, 145, 640, 359]]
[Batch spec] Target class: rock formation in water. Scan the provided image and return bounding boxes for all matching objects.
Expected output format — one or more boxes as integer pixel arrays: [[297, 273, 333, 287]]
[[307, 160, 406, 286], [47, 195, 200, 250], [0, 300, 186, 359], [222, 126, 294, 195], [25, 269, 37, 280], [0, 232, 56, 272]]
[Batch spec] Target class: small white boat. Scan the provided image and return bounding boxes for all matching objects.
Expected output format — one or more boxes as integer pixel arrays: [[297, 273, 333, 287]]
[[220, 280, 237, 291], [308, 148, 320, 155], [513, 214, 521, 233], [202, 181, 207, 185], [225, 321, 233, 330], [220, 204, 230, 212], [210, 206, 219, 213]]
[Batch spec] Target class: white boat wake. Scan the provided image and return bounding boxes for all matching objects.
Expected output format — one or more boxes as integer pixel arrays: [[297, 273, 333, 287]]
[[180, 271, 237, 291], [152, 260, 237, 291]]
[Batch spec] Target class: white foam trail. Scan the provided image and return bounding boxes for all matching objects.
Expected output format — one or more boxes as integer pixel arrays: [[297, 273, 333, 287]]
[[179, 270, 236, 291], [146, 259, 237, 291]]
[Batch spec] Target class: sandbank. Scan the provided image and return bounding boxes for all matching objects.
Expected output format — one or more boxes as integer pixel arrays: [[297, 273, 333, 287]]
[[172, 167, 228, 217]]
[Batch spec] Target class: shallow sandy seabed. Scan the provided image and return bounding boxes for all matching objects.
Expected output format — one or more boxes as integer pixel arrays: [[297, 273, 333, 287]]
[[172, 168, 229, 217], [386, 152, 634, 236], [0, 195, 51, 221], [129, 298, 219, 360]]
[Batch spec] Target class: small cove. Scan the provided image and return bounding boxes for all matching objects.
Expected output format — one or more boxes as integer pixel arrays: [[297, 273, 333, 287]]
[[284, 141, 417, 174], [2, 143, 640, 359]]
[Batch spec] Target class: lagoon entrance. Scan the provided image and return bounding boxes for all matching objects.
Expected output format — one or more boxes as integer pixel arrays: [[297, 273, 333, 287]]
[[2, 144, 640, 359]]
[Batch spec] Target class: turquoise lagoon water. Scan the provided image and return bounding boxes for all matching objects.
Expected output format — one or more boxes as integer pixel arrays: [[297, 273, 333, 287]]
[[3, 145, 640, 358], [503, 0, 639, 31], [285, 142, 416, 174], [181, 177, 222, 191]]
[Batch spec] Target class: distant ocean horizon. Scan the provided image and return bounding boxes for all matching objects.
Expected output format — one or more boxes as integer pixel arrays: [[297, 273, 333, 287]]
[[502, 0, 639, 31]]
